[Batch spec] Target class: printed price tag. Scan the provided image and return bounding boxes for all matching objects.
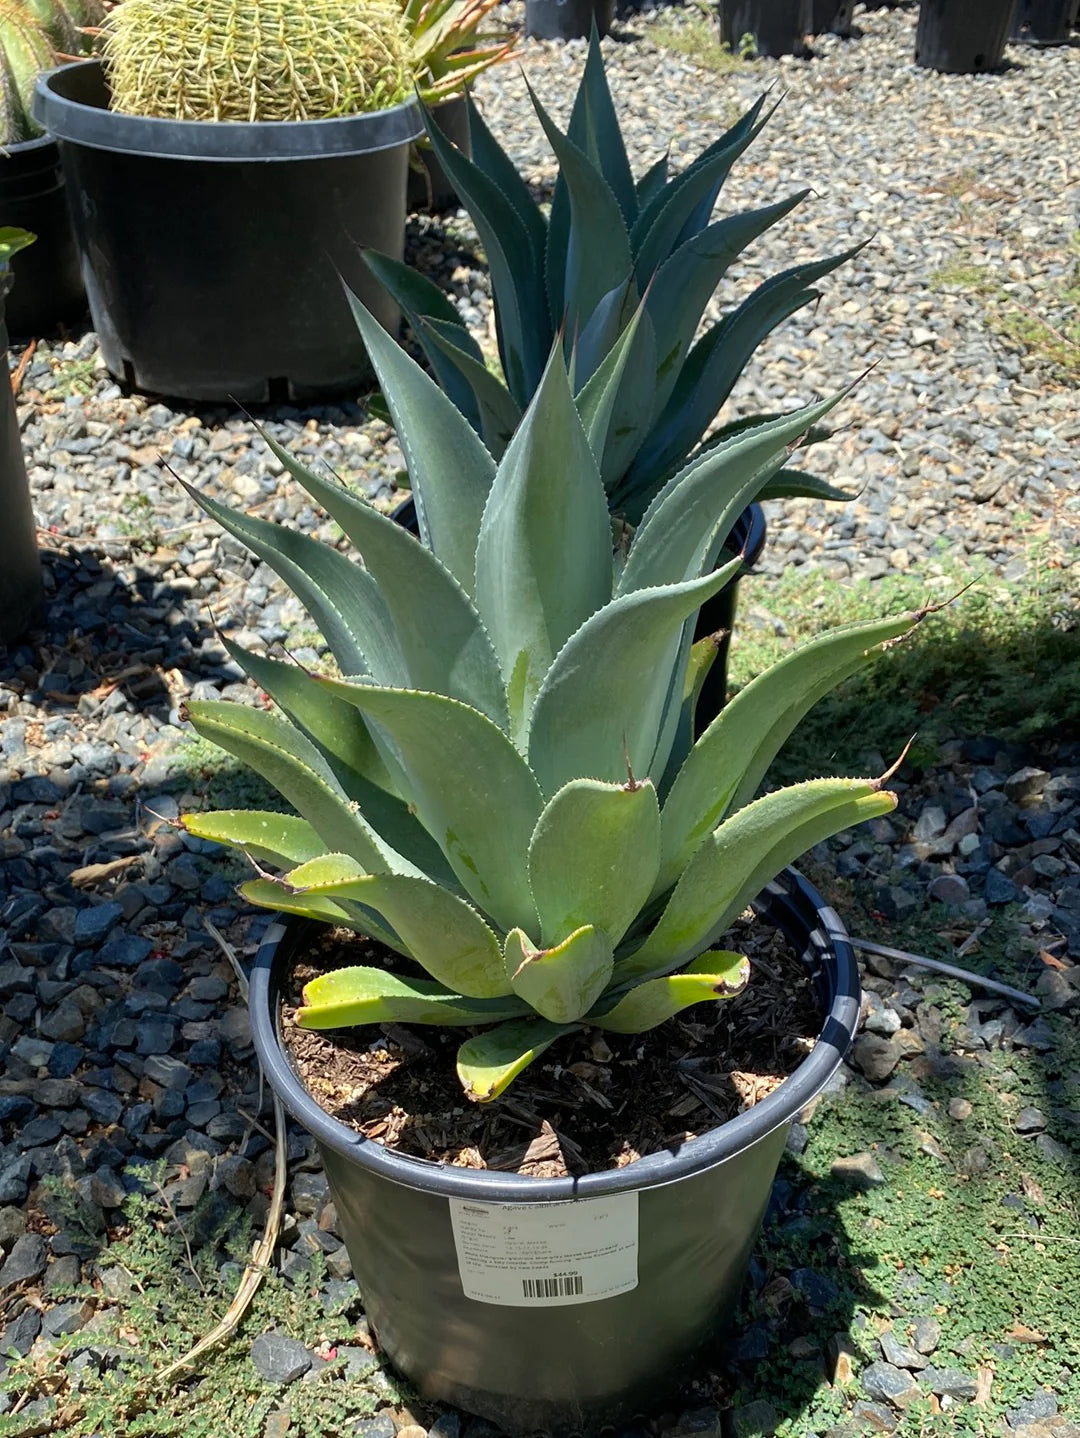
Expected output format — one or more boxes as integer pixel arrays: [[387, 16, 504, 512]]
[[448, 1192, 638, 1307]]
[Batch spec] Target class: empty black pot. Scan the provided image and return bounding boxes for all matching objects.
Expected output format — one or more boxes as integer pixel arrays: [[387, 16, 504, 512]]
[[914, 0, 1018, 72], [408, 94, 471, 214], [811, 0, 855, 34], [0, 135, 85, 339], [249, 867, 860, 1435], [525, 0, 616, 41], [719, 0, 813, 57], [0, 270, 45, 644], [1012, 0, 1079, 42], [34, 61, 422, 404]]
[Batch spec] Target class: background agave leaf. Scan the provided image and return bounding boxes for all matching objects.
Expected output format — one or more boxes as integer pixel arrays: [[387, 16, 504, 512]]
[[360, 249, 487, 431], [646, 192, 809, 417], [345, 290, 496, 595], [592, 950, 748, 1033], [575, 298, 658, 491], [464, 91, 549, 264], [634, 150, 669, 209], [527, 82, 634, 358], [181, 810, 325, 869], [317, 681, 543, 934], [505, 923, 614, 1024], [526, 565, 735, 797], [474, 349, 612, 744], [623, 244, 867, 504], [659, 611, 921, 884], [422, 108, 551, 404], [756, 469, 859, 503], [185, 701, 419, 878], [625, 778, 898, 980], [240, 882, 402, 949], [456, 1017, 579, 1102], [297, 966, 529, 1029], [418, 316, 521, 458], [656, 634, 723, 802], [528, 777, 662, 947], [629, 95, 767, 273], [573, 276, 640, 390]]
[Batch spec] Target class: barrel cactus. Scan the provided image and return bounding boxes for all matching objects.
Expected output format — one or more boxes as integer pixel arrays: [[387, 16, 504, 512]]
[[103, 0, 415, 123], [181, 291, 929, 1102], [0, 0, 100, 144]]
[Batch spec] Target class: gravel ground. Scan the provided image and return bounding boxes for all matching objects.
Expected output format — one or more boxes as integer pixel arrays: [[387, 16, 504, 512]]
[[2, 4, 1079, 1436]]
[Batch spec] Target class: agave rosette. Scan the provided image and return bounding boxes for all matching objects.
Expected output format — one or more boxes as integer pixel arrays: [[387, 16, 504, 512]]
[[364, 30, 862, 525], [181, 287, 927, 1101]]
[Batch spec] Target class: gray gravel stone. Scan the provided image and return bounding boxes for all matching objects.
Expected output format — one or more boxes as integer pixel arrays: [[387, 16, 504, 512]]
[[0, 1233, 47, 1288], [851, 1034, 901, 1081], [911, 1317, 942, 1355], [830, 1153, 885, 1190], [861, 1362, 919, 1407], [250, 1331, 312, 1384], [921, 1365, 979, 1400], [879, 1329, 928, 1371], [1007, 1391, 1058, 1426]]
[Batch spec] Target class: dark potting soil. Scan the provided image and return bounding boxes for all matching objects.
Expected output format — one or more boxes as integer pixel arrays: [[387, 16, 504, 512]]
[[281, 912, 822, 1178]]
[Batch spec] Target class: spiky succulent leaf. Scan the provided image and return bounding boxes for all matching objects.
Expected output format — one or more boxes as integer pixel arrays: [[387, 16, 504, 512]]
[[622, 778, 898, 983], [635, 150, 669, 209], [658, 612, 922, 889], [297, 967, 529, 1029], [421, 106, 550, 404], [527, 563, 739, 797], [463, 90, 548, 265], [618, 391, 847, 597], [658, 634, 723, 801], [505, 923, 613, 1024], [418, 316, 521, 458], [756, 469, 859, 503], [277, 854, 510, 998], [456, 1017, 578, 1102], [360, 248, 487, 431], [185, 483, 404, 684], [527, 80, 634, 356], [316, 681, 543, 933], [528, 778, 661, 948], [185, 701, 421, 877], [591, 951, 749, 1033], [575, 296, 658, 490], [344, 290, 496, 596], [181, 810, 325, 869], [241, 882, 401, 948], [474, 346, 612, 744]]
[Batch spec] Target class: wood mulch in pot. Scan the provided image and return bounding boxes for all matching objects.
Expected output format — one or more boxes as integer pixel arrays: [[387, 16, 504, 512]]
[[281, 911, 821, 1179]]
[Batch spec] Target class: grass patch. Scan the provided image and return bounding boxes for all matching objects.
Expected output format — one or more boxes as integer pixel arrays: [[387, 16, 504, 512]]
[[0, 1168, 398, 1437], [729, 551, 1080, 777], [932, 240, 1080, 385], [164, 731, 287, 814], [646, 11, 750, 74]]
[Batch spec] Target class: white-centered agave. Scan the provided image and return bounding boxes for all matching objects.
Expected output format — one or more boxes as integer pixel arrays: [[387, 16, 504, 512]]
[[183, 299, 929, 1102], [362, 29, 862, 525]]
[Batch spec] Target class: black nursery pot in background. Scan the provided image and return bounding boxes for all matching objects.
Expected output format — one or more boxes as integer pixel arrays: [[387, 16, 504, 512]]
[[407, 94, 470, 214], [1012, 0, 1079, 42], [811, 0, 855, 36], [0, 270, 45, 644], [914, 0, 1018, 72], [0, 136, 85, 338], [719, 0, 813, 57], [525, 0, 616, 41], [34, 61, 423, 404], [250, 867, 861, 1435]]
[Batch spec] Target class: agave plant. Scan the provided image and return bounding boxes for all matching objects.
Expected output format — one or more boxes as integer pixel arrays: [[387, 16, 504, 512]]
[[181, 289, 927, 1102], [402, 0, 515, 107], [364, 29, 859, 524]]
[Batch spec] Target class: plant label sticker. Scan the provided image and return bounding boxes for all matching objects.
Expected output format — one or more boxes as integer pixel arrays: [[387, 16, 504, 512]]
[[448, 1193, 639, 1306]]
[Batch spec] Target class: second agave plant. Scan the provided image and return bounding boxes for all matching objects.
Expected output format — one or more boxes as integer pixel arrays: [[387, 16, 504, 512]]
[[182, 294, 929, 1103]]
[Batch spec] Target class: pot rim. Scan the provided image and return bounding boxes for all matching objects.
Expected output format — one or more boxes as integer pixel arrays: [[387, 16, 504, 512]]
[[33, 60, 424, 162], [249, 866, 860, 1202]]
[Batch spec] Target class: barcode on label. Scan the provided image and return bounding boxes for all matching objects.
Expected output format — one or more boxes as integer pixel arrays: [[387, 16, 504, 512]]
[[521, 1274, 584, 1299]]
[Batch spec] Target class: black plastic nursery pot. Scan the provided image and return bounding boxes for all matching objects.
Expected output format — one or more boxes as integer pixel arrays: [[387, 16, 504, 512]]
[[914, 0, 1018, 72], [810, 0, 855, 36], [1012, 0, 1078, 42], [0, 135, 86, 339], [0, 271, 45, 644], [408, 94, 471, 214], [33, 62, 423, 404], [250, 867, 860, 1435], [525, 0, 617, 42], [719, 0, 813, 57], [692, 500, 767, 735]]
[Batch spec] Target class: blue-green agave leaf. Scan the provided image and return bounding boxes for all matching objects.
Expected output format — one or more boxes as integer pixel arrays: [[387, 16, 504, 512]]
[[418, 316, 521, 459], [456, 1017, 578, 1102]]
